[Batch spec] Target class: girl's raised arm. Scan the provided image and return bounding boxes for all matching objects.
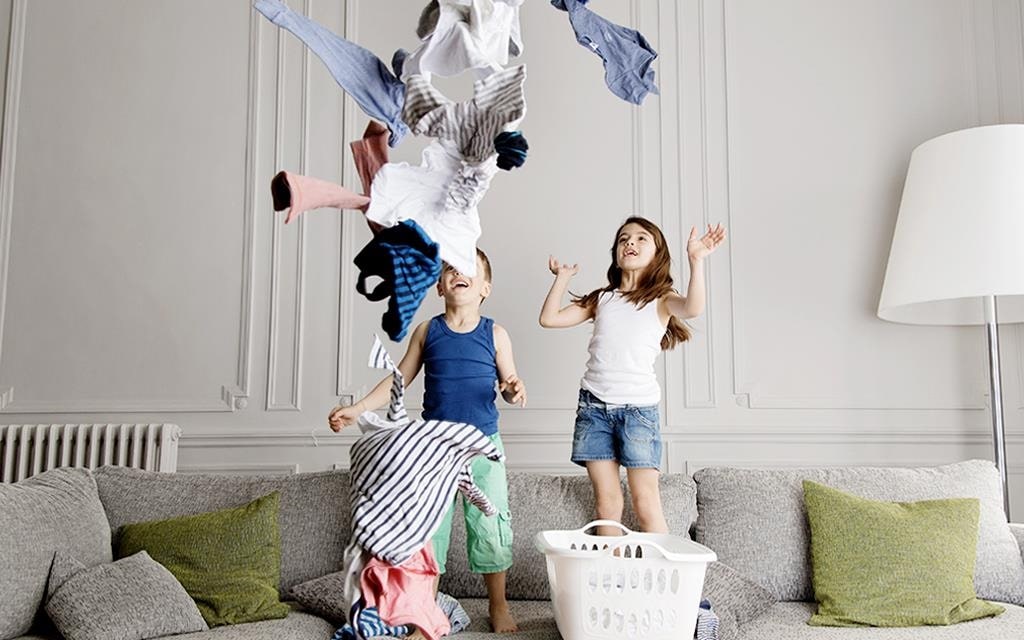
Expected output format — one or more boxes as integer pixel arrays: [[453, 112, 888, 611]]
[[539, 256, 593, 328], [665, 224, 726, 320]]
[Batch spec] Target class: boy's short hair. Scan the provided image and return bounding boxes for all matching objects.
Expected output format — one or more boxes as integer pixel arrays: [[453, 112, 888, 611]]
[[476, 248, 492, 282], [442, 248, 492, 282]]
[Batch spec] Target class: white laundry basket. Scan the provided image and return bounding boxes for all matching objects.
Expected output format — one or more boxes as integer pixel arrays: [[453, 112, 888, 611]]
[[535, 520, 716, 640]]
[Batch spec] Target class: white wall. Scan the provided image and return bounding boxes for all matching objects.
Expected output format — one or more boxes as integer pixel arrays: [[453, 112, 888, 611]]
[[1, 0, 1023, 513]]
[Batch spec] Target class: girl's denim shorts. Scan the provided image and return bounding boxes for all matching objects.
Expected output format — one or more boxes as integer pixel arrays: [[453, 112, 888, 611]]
[[571, 388, 662, 469]]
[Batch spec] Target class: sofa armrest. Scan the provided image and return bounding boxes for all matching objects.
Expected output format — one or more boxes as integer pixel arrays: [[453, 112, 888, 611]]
[[1011, 523, 1024, 562]]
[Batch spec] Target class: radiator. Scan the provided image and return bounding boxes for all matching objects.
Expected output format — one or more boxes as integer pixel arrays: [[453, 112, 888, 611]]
[[0, 423, 181, 483]]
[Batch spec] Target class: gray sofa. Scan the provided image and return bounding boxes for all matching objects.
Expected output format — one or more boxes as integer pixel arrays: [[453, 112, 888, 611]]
[[1, 460, 1022, 640]]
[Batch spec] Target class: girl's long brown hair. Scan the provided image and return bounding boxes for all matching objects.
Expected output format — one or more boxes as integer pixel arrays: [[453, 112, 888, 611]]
[[573, 216, 691, 350]]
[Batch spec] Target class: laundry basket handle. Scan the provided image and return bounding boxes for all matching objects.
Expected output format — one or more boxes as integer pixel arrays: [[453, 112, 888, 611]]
[[576, 519, 635, 536], [577, 520, 691, 560]]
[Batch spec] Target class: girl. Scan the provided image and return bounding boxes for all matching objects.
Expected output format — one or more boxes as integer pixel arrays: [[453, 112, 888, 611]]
[[539, 217, 726, 533]]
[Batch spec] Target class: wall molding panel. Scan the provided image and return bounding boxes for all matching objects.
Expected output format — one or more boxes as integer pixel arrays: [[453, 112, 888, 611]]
[[1, 2, 260, 413], [0, 0, 26, 410], [267, 0, 311, 412], [724, 0, 994, 412]]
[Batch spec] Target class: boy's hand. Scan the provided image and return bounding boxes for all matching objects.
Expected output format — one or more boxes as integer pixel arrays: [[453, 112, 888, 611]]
[[499, 375, 527, 407], [327, 403, 363, 432], [548, 255, 579, 278]]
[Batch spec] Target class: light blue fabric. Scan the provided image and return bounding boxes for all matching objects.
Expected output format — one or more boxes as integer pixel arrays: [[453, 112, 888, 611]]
[[436, 592, 471, 634], [550, 0, 659, 105], [253, 0, 408, 146]]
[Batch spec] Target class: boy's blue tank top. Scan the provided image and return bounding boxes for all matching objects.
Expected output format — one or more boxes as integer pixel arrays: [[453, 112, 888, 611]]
[[422, 315, 499, 436]]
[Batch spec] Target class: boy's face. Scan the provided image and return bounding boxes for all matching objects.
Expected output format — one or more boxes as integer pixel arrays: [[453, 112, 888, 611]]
[[436, 256, 491, 306]]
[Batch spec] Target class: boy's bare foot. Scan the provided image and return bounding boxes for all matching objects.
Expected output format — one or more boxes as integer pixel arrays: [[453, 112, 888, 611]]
[[490, 602, 519, 633]]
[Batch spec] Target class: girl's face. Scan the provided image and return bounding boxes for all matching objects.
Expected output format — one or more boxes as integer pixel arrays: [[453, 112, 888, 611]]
[[615, 222, 657, 271]]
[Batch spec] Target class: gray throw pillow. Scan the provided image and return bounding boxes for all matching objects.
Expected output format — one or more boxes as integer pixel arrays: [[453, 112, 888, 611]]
[[701, 561, 776, 640], [287, 571, 347, 624], [0, 468, 111, 640], [45, 551, 208, 640]]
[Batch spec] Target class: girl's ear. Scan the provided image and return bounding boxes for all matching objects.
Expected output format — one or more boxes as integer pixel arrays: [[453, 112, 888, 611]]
[[436, 280, 444, 297]]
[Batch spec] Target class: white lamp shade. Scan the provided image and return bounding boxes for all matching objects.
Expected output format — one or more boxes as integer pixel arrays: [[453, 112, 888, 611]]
[[878, 124, 1024, 325]]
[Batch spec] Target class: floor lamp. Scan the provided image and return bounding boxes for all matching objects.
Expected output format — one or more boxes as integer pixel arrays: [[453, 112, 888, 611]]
[[878, 124, 1024, 516]]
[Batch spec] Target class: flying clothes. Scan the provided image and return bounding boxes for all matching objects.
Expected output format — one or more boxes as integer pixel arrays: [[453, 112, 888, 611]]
[[401, 0, 525, 80], [269, 171, 369, 225], [354, 221, 441, 343], [365, 139, 496, 278], [402, 64, 527, 164], [253, 0, 409, 146], [550, 0, 659, 105]]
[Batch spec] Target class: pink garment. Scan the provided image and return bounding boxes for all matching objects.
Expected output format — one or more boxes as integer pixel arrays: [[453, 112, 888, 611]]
[[350, 120, 390, 234], [271, 171, 369, 224], [351, 120, 390, 203], [360, 546, 450, 640]]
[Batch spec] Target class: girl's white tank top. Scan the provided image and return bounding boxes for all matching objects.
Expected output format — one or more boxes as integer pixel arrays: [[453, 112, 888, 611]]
[[580, 291, 665, 405]]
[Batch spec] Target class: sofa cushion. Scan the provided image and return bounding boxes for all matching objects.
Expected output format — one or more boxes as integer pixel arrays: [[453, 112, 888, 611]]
[[802, 481, 1003, 627], [10, 612, 336, 640], [0, 468, 112, 640], [439, 472, 698, 600], [694, 460, 1024, 605], [701, 561, 776, 639], [44, 551, 207, 640], [1012, 523, 1024, 559], [448, 598, 560, 639], [287, 571, 347, 625], [738, 601, 1024, 640], [93, 466, 350, 591], [172, 610, 336, 640]]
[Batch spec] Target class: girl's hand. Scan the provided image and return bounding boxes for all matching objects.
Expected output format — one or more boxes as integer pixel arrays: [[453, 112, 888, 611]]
[[499, 375, 527, 407], [548, 255, 580, 278], [327, 403, 362, 432], [687, 223, 727, 261]]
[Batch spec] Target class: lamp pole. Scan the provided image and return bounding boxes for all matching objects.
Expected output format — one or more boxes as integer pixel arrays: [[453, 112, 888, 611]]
[[984, 295, 1010, 515]]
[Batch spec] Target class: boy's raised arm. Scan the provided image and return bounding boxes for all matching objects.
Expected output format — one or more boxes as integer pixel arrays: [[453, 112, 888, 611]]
[[328, 321, 429, 431]]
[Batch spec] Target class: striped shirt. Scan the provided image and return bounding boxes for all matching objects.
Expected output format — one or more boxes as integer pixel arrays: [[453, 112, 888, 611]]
[[350, 336, 503, 566], [402, 65, 527, 164]]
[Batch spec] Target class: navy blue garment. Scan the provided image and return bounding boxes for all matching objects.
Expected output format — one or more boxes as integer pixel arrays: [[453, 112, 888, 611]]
[[254, 0, 409, 146], [494, 131, 529, 170], [422, 315, 499, 436], [354, 221, 441, 342], [551, 0, 659, 105]]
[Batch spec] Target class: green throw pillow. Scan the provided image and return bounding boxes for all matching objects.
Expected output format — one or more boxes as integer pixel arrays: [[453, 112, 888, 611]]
[[802, 480, 1004, 627], [116, 492, 290, 627]]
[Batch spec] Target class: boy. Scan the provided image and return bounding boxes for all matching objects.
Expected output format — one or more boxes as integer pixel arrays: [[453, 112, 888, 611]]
[[329, 248, 525, 633]]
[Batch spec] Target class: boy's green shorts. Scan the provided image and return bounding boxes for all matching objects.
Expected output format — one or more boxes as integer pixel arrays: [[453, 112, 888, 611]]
[[431, 433, 513, 574]]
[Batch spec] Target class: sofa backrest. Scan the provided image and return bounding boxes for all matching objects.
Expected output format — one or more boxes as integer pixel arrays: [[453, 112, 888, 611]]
[[439, 472, 698, 600], [0, 468, 111, 640], [693, 460, 1024, 605], [93, 466, 351, 592]]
